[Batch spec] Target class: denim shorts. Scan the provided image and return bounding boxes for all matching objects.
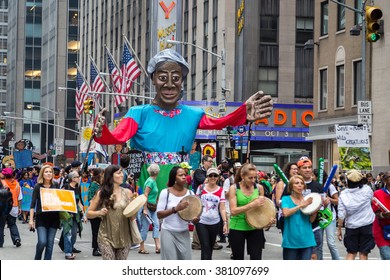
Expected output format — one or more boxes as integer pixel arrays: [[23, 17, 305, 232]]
[[344, 224, 375, 254]]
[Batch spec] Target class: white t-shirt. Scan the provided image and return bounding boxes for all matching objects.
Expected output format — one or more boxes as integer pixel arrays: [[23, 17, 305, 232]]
[[196, 186, 225, 225], [157, 188, 193, 232], [327, 184, 338, 221]]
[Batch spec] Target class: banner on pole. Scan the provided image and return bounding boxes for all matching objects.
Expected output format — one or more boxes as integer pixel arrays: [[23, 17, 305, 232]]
[[335, 125, 372, 171]]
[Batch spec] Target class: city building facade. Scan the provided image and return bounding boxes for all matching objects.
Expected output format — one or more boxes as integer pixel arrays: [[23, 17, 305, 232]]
[[309, 0, 389, 173]]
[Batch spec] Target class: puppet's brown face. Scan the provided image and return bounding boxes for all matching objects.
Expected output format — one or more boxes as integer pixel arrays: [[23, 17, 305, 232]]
[[152, 62, 183, 110]]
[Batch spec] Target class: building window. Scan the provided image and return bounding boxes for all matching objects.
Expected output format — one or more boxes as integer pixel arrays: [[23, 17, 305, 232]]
[[258, 67, 278, 97], [336, 65, 345, 108], [355, 0, 363, 25], [353, 60, 362, 105], [295, 47, 313, 98], [296, 17, 313, 44], [319, 68, 328, 110], [260, 16, 278, 43], [321, 1, 328, 36], [337, 0, 346, 31]]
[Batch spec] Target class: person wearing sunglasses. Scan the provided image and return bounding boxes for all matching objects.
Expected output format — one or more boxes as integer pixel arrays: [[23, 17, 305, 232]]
[[195, 167, 228, 260]]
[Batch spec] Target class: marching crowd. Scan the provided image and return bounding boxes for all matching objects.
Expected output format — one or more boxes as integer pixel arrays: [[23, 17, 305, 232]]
[[0, 153, 389, 261]]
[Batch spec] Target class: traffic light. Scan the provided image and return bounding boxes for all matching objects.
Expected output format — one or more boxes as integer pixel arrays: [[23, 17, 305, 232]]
[[0, 120, 5, 132], [366, 5, 383, 42], [83, 98, 94, 115]]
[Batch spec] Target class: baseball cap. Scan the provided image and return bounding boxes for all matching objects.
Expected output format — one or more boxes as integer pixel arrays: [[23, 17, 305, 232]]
[[346, 169, 363, 183], [233, 162, 242, 168], [297, 156, 312, 167], [53, 166, 61, 171], [179, 162, 192, 170], [207, 167, 220, 176], [258, 171, 267, 179]]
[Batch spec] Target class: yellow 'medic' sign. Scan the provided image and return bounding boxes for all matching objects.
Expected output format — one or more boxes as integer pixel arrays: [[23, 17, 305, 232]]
[[40, 188, 77, 213]]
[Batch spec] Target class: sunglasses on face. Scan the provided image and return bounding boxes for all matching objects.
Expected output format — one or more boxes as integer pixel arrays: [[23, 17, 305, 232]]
[[208, 174, 219, 178]]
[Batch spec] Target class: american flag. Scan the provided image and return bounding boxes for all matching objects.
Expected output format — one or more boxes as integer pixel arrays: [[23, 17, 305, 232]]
[[106, 49, 122, 103], [121, 43, 141, 94], [76, 71, 89, 119], [90, 61, 105, 98]]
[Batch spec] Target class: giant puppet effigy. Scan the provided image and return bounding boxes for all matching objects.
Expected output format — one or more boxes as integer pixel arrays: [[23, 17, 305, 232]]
[[93, 49, 274, 190]]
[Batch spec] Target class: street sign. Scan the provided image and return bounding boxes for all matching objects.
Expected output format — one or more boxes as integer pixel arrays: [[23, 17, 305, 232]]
[[216, 134, 229, 141], [237, 125, 246, 136], [358, 101, 372, 114]]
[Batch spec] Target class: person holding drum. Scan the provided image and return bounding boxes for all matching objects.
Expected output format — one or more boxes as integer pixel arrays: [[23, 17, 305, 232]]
[[138, 163, 161, 255], [337, 169, 375, 260], [156, 166, 198, 260], [281, 175, 317, 260], [195, 167, 228, 260], [228, 163, 274, 260], [86, 165, 136, 260]]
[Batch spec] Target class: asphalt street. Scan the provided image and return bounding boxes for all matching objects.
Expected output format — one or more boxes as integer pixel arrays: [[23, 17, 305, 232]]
[[0, 219, 381, 260]]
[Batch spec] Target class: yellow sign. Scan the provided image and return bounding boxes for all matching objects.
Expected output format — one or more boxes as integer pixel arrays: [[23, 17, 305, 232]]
[[40, 188, 77, 213]]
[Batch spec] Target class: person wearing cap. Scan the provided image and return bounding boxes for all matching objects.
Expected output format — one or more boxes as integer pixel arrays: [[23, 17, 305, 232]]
[[297, 156, 329, 260], [0, 167, 22, 248], [337, 169, 375, 260], [93, 48, 273, 193], [179, 161, 192, 189], [372, 170, 390, 259], [195, 167, 228, 260]]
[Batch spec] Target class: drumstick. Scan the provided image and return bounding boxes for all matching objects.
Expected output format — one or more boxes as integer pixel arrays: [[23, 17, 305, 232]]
[[372, 197, 390, 213], [323, 164, 338, 192], [318, 158, 325, 185], [273, 164, 288, 185]]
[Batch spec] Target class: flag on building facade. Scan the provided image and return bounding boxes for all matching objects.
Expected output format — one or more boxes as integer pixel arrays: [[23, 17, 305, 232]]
[[76, 71, 89, 119], [90, 60, 105, 98]]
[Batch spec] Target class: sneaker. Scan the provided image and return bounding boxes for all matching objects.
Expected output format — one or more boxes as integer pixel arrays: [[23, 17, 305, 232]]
[[15, 239, 21, 247], [130, 244, 140, 250], [65, 254, 75, 260], [72, 248, 81, 253], [213, 243, 223, 250], [191, 244, 201, 250]]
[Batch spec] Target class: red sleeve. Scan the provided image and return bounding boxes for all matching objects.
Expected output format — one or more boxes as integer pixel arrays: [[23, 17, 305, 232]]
[[198, 103, 247, 130], [93, 117, 138, 145]]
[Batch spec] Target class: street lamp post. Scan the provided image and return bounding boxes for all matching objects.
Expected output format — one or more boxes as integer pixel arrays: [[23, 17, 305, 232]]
[[27, 104, 59, 159]]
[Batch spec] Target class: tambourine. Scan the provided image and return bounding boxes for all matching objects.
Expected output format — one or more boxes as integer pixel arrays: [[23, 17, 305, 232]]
[[177, 195, 202, 222], [246, 197, 276, 229], [300, 193, 322, 215], [123, 194, 147, 217]]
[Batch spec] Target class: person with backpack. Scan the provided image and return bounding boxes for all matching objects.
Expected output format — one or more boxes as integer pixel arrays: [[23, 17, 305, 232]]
[[0, 168, 22, 248]]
